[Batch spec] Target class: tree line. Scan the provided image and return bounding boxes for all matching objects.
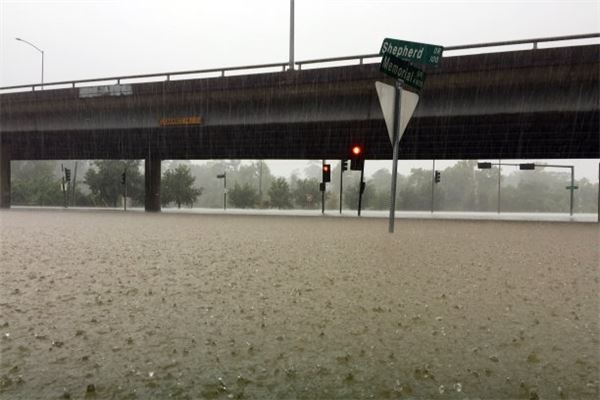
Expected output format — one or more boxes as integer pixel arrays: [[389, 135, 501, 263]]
[[10, 159, 599, 213]]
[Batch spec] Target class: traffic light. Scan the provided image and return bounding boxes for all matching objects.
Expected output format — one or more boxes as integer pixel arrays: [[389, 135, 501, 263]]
[[350, 145, 364, 171], [64, 168, 71, 182], [121, 171, 126, 185], [434, 170, 441, 183], [341, 160, 348, 172], [477, 162, 492, 169], [322, 164, 331, 183], [519, 163, 535, 170]]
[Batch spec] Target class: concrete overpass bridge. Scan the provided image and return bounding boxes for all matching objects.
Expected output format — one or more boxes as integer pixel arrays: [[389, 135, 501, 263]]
[[1, 34, 598, 211]]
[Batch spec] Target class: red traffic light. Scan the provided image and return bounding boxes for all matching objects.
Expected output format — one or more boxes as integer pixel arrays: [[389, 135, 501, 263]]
[[322, 163, 331, 183], [351, 145, 362, 156]]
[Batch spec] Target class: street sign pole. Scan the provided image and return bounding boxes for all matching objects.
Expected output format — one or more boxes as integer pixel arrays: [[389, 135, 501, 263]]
[[388, 82, 402, 233], [569, 166, 574, 216]]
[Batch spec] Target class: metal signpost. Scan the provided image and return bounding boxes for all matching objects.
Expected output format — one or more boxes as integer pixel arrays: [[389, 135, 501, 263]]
[[217, 173, 227, 210], [377, 37, 443, 232]]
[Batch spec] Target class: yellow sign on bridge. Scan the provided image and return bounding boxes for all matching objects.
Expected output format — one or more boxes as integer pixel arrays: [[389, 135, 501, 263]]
[[159, 116, 203, 127]]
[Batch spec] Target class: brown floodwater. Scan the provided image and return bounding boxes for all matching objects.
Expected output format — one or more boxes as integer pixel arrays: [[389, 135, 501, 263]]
[[0, 210, 598, 399]]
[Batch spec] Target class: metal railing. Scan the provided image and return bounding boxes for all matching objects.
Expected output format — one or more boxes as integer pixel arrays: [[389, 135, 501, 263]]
[[296, 33, 600, 69], [1, 33, 598, 93]]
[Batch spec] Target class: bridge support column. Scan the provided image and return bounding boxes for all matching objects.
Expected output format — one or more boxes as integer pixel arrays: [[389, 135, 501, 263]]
[[145, 156, 161, 212], [0, 141, 10, 209]]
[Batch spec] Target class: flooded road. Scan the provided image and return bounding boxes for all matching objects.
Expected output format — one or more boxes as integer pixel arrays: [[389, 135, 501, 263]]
[[0, 210, 598, 399]]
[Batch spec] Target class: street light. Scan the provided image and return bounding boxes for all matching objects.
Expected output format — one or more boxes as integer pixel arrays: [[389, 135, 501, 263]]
[[15, 37, 44, 88]]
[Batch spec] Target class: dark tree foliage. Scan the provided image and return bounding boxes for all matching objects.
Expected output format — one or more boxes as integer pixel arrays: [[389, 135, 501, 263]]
[[161, 164, 203, 208], [292, 178, 322, 209], [228, 182, 259, 208], [268, 177, 292, 209], [84, 160, 144, 207], [11, 161, 64, 206], [343, 180, 375, 210]]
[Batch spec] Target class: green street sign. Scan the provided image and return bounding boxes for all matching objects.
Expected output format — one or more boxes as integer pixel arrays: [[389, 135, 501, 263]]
[[380, 54, 426, 90], [380, 38, 444, 66], [566, 186, 579, 190]]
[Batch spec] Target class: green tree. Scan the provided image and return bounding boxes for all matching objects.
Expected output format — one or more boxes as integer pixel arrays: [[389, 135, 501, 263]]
[[292, 178, 321, 209], [397, 168, 431, 210], [11, 161, 64, 206], [268, 177, 292, 209], [228, 182, 259, 208], [162, 164, 203, 208], [344, 180, 375, 210], [84, 160, 144, 207], [369, 168, 393, 210]]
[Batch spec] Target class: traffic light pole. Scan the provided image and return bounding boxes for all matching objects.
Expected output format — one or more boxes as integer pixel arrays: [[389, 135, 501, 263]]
[[497, 159, 501, 214], [71, 162, 78, 207], [431, 159, 435, 213], [339, 161, 343, 214], [321, 159, 325, 214], [61, 163, 67, 208], [357, 164, 365, 216], [123, 169, 127, 212], [388, 82, 402, 233], [570, 166, 574, 216]]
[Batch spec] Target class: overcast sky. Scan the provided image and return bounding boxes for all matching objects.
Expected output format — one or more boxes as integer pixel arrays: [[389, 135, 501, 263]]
[[1, 0, 598, 180]]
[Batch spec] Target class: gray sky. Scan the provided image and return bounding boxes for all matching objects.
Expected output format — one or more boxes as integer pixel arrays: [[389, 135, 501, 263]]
[[1, 0, 599, 180]]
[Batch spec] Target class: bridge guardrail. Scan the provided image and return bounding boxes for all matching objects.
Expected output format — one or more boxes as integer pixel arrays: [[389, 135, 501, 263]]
[[1, 33, 598, 93]]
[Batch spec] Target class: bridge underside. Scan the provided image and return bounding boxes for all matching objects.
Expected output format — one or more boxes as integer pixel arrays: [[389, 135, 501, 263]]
[[5, 111, 598, 161], [4, 111, 596, 211]]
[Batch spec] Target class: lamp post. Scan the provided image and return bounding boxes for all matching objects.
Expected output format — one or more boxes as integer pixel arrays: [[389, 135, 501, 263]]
[[16, 37, 44, 88], [289, 0, 295, 71]]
